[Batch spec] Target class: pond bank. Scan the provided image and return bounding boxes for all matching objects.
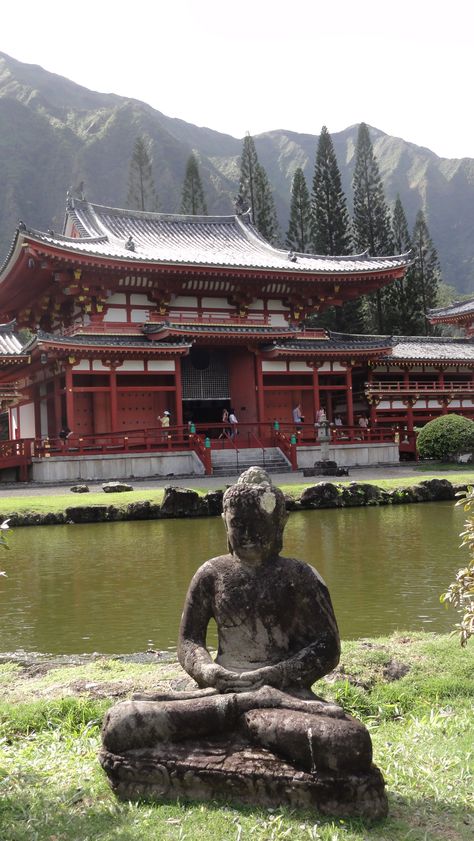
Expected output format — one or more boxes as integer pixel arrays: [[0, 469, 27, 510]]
[[2, 477, 470, 527]]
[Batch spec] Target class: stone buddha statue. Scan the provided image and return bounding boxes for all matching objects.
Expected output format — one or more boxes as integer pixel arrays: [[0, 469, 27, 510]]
[[100, 467, 387, 818]]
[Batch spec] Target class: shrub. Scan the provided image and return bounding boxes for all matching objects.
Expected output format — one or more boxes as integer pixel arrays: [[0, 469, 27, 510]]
[[417, 414, 474, 462], [441, 487, 474, 646]]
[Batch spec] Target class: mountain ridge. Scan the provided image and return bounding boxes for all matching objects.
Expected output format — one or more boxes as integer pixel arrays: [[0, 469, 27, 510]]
[[0, 51, 473, 293]]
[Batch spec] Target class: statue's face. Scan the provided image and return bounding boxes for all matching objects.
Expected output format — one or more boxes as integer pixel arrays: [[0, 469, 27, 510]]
[[222, 487, 286, 564]]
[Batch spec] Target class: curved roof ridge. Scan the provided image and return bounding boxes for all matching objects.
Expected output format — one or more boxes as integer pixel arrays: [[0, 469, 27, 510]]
[[69, 197, 244, 226], [28, 228, 109, 245]]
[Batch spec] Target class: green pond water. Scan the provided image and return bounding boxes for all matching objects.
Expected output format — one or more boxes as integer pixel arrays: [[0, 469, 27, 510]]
[[0, 502, 467, 654]]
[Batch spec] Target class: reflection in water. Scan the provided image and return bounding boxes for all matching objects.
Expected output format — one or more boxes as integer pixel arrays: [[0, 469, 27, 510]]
[[0, 503, 466, 654]]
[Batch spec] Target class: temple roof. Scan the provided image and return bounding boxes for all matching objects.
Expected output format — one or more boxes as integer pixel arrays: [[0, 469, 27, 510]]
[[0, 321, 24, 356], [23, 331, 191, 355], [2, 198, 412, 278], [261, 332, 474, 363], [385, 336, 474, 362], [142, 321, 302, 341], [427, 298, 474, 322]]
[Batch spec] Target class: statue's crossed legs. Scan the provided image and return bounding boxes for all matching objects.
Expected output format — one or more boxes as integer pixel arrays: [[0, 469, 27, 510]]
[[102, 685, 372, 775]]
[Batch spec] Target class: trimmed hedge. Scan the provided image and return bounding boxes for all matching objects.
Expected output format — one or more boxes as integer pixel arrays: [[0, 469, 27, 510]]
[[417, 414, 474, 461]]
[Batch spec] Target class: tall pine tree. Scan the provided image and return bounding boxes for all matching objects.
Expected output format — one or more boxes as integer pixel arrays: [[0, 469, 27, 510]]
[[180, 154, 207, 215], [387, 195, 417, 334], [310, 126, 361, 332], [311, 126, 352, 255], [239, 134, 259, 225], [127, 136, 159, 212], [238, 133, 279, 243], [411, 210, 441, 335], [352, 123, 393, 333], [254, 163, 280, 245], [286, 168, 312, 252]]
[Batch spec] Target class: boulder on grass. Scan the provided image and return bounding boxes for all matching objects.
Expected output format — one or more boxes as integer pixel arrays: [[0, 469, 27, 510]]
[[160, 486, 206, 518], [70, 485, 90, 493], [102, 482, 133, 493]]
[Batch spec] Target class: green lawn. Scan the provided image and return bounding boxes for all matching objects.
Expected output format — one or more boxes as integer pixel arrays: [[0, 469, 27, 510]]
[[0, 469, 473, 517], [0, 633, 472, 841]]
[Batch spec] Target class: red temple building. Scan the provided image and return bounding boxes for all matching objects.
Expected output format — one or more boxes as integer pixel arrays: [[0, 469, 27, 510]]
[[0, 198, 472, 481]]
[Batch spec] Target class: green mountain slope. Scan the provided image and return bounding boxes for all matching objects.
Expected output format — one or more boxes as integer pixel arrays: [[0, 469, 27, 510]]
[[1, 51, 473, 293]]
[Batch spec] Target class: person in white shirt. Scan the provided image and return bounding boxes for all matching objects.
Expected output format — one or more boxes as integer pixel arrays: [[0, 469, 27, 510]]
[[229, 408, 238, 439]]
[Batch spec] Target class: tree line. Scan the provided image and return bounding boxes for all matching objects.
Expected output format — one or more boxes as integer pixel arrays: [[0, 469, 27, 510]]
[[126, 125, 442, 336]]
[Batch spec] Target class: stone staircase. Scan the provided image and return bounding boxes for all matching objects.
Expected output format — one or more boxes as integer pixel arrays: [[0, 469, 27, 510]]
[[210, 447, 292, 477]]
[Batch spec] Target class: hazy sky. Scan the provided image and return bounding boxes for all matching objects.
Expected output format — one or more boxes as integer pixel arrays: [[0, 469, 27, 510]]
[[2, 0, 473, 159]]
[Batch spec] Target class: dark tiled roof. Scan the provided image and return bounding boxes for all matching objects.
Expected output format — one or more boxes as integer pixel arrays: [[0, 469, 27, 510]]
[[142, 322, 299, 337], [263, 331, 392, 353], [24, 332, 191, 351], [427, 298, 474, 320], [11, 199, 412, 276]]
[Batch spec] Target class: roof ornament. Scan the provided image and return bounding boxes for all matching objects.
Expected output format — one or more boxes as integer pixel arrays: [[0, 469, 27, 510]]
[[288, 251, 297, 262], [18, 220, 26, 231], [66, 181, 86, 204], [48, 230, 55, 238], [125, 235, 136, 252], [234, 194, 249, 215]]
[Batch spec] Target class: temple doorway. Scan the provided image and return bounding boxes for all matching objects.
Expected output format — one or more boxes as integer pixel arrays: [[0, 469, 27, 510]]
[[181, 348, 231, 433]]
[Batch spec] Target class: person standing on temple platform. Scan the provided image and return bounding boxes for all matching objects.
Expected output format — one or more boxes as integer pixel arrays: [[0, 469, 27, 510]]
[[357, 414, 369, 440], [219, 407, 230, 439], [158, 410, 171, 442], [228, 408, 238, 440], [292, 403, 304, 429]]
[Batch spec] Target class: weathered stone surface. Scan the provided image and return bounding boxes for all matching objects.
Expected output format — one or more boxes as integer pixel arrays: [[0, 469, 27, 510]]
[[340, 483, 390, 507], [101, 468, 387, 818], [299, 482, 343, 509], [65, 505, 108, 523], [160, 486, 206, 517], [99, 738, 388, 819], [126, 501, 162, 521], [303, 462, 349, 478], [417, 478, 456, 501], [102, 482, 133, 493], [203, 490, 224, 516], [70, 484, 90, 493]]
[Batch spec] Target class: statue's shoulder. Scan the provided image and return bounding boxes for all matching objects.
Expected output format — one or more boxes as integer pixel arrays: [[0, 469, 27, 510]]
[[277, 555, 329, 589], [192, 554, 234, 579]]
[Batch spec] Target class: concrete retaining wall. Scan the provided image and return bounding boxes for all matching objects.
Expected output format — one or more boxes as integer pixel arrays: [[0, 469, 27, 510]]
[[297, 443, 399, 469], [31, 451, 205, 482]]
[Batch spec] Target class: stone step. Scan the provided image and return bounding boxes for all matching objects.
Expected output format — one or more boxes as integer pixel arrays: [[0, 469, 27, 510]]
[[210, 448, 292, 476]]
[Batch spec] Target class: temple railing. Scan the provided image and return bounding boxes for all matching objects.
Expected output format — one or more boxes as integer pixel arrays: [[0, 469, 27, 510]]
[[1, 422, 400, 482], [366, 380, 473, 394], [0, 438, 32, 481]]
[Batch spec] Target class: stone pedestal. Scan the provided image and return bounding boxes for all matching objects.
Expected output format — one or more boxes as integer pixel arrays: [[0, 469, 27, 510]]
[[99, 736, 388, 819]]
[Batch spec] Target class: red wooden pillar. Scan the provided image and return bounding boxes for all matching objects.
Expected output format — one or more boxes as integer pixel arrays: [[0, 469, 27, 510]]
[[34, 386, 41, 438], [406, 400, 414, 433], [345, 366, 354, 427], [110, 367, 118, 432], [54, 376, 62, 432], [255, 354, 265, 426], [65, 365, 74, 431], [174, 357, 183, 428], [312, 365, 320, 418]]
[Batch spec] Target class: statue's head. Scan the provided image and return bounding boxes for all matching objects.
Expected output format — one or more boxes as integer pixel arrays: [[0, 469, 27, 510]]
[[222, 467, 288, 563]]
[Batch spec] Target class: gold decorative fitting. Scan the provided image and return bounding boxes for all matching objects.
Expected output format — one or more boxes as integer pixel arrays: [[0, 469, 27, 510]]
[[73, 268, 82, 281], [68, 356, 76, 365]]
